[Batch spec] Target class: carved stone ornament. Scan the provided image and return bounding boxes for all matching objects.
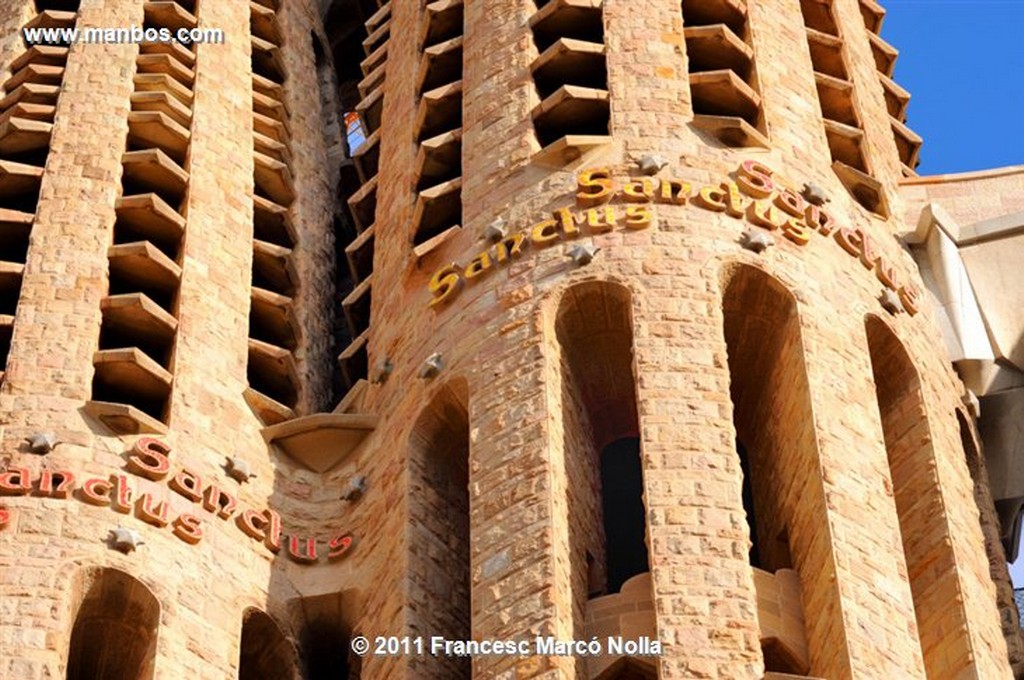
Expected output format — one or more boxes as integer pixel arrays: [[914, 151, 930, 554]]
[[418, 353, 444, 379], [567, 243, 600, 266], [800, 182, 830, 207], [880, 288, 904, 315], [225, 456, 256, 484], [483, 217, 507, 242], [110, 526, 144, 554], [637, 154, 669, 176], [340, 475, 367, 502], [25, 432, 58, 455], [740, 229, 774, 254]]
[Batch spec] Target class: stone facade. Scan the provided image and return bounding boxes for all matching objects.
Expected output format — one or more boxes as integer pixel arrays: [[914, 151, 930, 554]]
[[0, 1, 1019, 679]]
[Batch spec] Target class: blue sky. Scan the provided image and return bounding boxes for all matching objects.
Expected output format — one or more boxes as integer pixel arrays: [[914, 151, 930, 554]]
[[882, 1, 1024, 586], [880, 1, 1024, 175]]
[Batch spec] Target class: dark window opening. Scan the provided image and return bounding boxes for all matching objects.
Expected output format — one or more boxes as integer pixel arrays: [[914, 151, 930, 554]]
[[301, 619, 352, 680], [600, 437, 649, 594], [736, 439, 761, 569]]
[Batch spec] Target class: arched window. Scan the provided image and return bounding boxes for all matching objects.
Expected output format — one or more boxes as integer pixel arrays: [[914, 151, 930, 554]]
[[721, 265, 819, 675], [238, 609, 298, 680], [67, 569, 159, 680], [866, 315, 971, 678], [408, 380, 470, 679], [555, 282, 647, 617]]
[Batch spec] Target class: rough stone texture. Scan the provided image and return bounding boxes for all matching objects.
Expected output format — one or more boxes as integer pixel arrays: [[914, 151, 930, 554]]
[[0, 1, 1018, 679]]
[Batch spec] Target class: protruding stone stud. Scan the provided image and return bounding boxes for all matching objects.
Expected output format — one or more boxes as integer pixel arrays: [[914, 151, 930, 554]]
[[225, 457, 256, 484], [25, 432, 58, 455], [568, 243, 600, 266], [880, 288, 904, 315], [801, 182, 830, 207], [637, 154, 669, 176], [740, 229, 774, 254], [371, 358, 394, 385], [109, 526, 144, 554], [340, 475, 368, 502], [484, 218, 507, 243], [418, 353, 444, 379]]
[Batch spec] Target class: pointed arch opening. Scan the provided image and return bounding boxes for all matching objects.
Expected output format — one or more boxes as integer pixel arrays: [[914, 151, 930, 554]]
[[866, 315, 972, 677], [238, 609, 298, 680], [407, 380, 471, 679], [66, 568, 160, 680], [722, 265, 818, 675]]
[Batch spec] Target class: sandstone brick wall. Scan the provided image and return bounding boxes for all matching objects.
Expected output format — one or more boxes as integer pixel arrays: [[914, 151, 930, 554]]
[[900, 166, 1024, 229]]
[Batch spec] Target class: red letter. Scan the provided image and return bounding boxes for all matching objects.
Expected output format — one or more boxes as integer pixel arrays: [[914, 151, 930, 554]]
[[173, 514, 204, 545], [0, 468, 32, 496], [128, 438, 171, 480], [834, 227, 862, 256], [203, 485, 237, 520], [80, 478, 111, 506], [264, 509, 282, 553], [288, 536, 318, 563], [737, 160, 775, 198], [169, 468, 203, 502], [136, 493, 169, 527], [110, 475, 134, 514], [38, 470, 75, 499], [805, 204, 839, 236], [328, 533, 355, 560], [858, 230, 880, 270], [238, 509, 267, 541], [899, 285, 921, 316], [774, 188, 806, 217]]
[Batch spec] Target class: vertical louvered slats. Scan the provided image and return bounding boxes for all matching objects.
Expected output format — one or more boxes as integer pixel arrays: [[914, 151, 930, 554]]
[[89, 1, 195, 431], [528, 0, 611, 161], [0, 3, 81, 384], [246, 0, 300, 424], [337, 1, 390, 394], [682, 0, 767, 147], [799, 0, 887, 215]]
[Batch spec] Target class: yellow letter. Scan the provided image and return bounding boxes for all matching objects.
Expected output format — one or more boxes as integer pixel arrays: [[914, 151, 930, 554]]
[[554, 206, 584, 238], [465, 252, 492, 279], [658, 178, 691, 204], [625, 205, 653, 230], [429, 263, 462, 307], [494, 232, 528, 263], [577, 168, 614, 207], [781, 217, 810, 246], [586, 206, 617, 233], [695, 185, 727, 212], [623, 179, 654, 202], [531, 219, 559, 245]]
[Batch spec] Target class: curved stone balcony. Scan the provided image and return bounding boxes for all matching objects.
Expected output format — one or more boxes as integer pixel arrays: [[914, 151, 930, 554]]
[[583, 569, 818, 679]]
